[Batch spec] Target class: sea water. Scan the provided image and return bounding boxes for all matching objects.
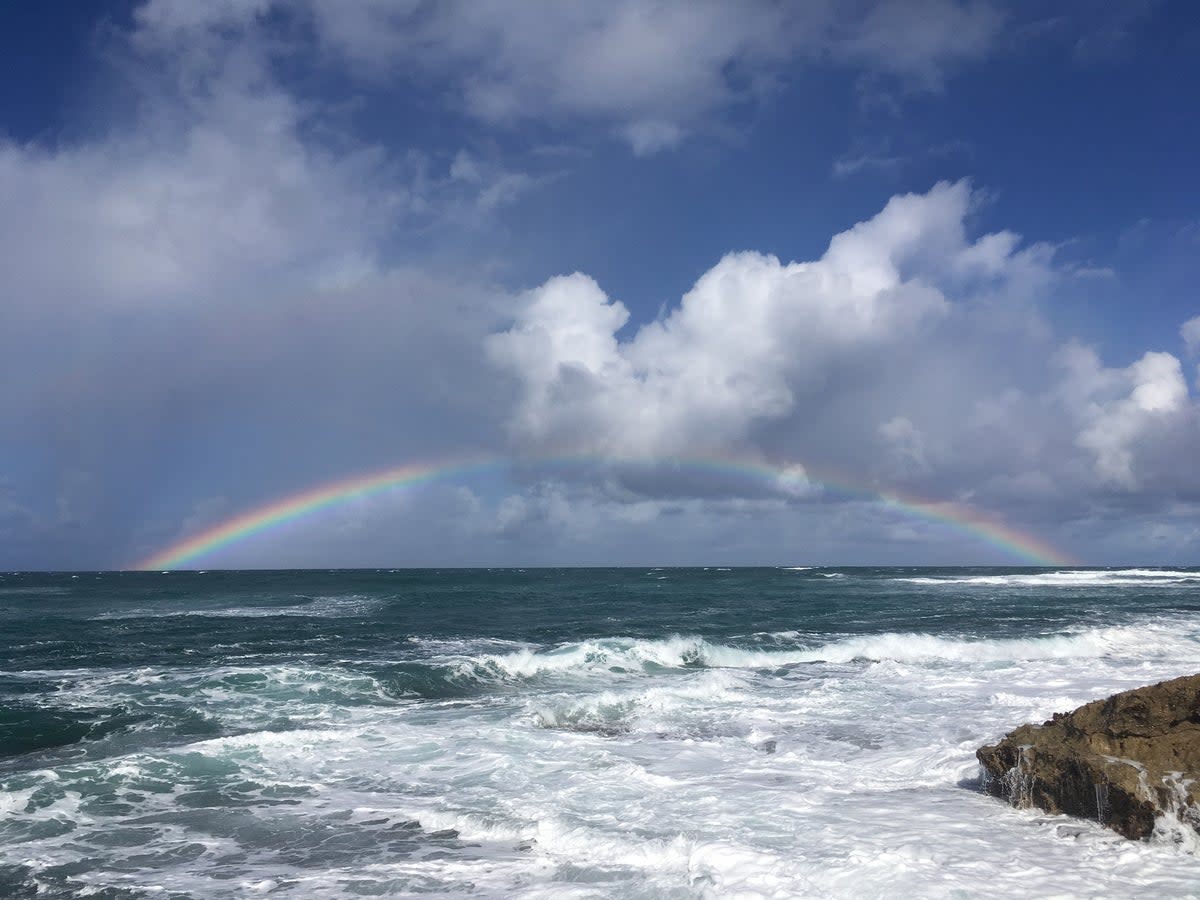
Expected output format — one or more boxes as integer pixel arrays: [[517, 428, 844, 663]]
[[2, 567, 1200, 898]]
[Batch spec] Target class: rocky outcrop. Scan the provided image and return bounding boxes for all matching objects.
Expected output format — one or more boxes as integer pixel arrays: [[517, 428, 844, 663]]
[[977, 674, 1200, 839]]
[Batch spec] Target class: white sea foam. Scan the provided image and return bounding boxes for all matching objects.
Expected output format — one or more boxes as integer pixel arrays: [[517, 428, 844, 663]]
[[527, 669, 747, 736], [6, 612, 1200, 897], [0, 787, 34, 815], [91, 593, 385, 620], [899, 568, 1200, 587], [446, 621, 1200, 682]]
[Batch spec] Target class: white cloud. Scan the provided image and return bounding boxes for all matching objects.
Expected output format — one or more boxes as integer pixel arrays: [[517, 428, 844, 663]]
[[879, 416, 930, 475], [8, 0, 1200, 567], [623, 120, 686, 157], [489, 181, 1040, 458], [833, 152, 905, 178], [835, 0, 1004, 89], [448, 150, 543, 215], [306, 0, 797, 152], [1068, 348, 1191, 489], [134, 0, 1004, 154], [134, 0, 274, 37], [774, 464, 819, 498], [0, 97, 383, 311], [489, 181, 1200, 520], [0, 2, 516, 567], [0, 9, 395, 316], [1182, 315, 1200, 356]]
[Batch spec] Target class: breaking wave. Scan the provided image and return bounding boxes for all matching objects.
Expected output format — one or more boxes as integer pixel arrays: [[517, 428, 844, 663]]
[[445, 619, 1200, 680], [899, 569, 1200, 587]]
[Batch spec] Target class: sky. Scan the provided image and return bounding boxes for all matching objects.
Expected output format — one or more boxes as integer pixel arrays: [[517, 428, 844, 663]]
[[2, 0, 1199, 570]]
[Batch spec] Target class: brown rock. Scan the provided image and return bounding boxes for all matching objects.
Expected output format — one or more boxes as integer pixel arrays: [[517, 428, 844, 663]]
[[977, 673, 1200, 839]]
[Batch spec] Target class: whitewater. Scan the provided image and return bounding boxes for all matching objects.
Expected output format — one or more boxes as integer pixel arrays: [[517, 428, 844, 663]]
[[2, 567, 1200, 897]]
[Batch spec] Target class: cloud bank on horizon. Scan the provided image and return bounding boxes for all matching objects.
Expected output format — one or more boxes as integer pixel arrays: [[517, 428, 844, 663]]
[[1, 0, 1198, 568]]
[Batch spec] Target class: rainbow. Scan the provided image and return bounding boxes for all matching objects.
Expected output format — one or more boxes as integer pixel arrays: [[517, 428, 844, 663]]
[[134, 456, 1078, 569]]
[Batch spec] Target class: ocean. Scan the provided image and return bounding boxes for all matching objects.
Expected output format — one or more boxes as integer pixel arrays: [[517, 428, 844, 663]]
[[2, 567, 1199, 898]]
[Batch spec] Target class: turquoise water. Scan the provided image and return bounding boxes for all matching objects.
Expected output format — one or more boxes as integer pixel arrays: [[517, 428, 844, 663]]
[[2, 567, 1200, 897]]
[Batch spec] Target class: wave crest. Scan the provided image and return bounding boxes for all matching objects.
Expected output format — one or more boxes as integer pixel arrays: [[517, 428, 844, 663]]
[[443, 621, 1200, 680], [898, 569, 1200, 587]]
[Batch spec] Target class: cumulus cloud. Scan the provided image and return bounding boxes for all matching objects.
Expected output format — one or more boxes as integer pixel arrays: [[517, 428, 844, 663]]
[[1061, 346, 1193, 490], [0, 94, 382, 314], [489, 180, 1200, 521], [6, 0, 1198, 568], [491, 181, 1027, 457]]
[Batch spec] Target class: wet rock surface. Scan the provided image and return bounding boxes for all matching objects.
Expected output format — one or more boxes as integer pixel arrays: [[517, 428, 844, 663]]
[[977, 673, 1200, 839]]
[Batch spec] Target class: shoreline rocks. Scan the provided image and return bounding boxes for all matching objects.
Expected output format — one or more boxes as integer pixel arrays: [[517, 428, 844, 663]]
[[977, 673, 1200, 840]]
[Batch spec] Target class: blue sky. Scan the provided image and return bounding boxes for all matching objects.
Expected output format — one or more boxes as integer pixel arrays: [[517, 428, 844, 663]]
[[2, 0, 1199, 569]]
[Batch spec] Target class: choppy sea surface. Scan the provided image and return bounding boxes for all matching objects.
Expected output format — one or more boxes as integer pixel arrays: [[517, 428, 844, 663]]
[[3, 567, 1200, 898]]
